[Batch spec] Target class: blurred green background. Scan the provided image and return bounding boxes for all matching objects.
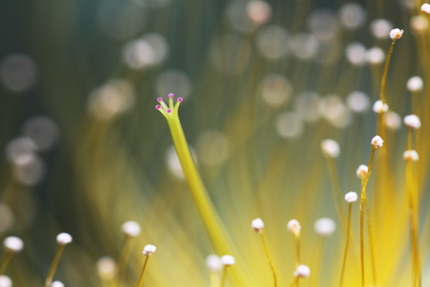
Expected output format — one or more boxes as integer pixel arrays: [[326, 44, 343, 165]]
[[0, 0, 429, 286]]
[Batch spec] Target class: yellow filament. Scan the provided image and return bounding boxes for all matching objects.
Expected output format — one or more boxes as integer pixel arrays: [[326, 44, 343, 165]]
[[360, 147, 376, 287], [0, 251, 14, 275], [295, 233, 300, 267], [406, 128, 421, 286], [379, 41, 396, 104], [219, 266, 230, 287], [365, 199, 377, 286], [289, 276, 299, 287], [295, 233, 301, 287], [45, 244, 66, 287], [259, 232, 278, 287], [339, 203, 352, 287], [136, 256, 150, 287]]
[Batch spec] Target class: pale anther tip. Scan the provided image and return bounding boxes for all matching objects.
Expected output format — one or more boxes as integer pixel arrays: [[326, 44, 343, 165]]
[[143, 244, 157, 256], [251, 218, 264, 232]]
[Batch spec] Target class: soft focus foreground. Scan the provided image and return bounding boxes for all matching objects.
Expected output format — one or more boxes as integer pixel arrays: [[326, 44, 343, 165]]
[[1, 0, 430, 286]]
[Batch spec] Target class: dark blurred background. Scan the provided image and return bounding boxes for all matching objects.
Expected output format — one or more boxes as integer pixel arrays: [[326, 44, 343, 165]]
[[0, 0, 428, 286]]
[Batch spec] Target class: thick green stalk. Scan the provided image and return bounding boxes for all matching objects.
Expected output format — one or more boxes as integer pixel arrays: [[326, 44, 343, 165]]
[[157, 96, 248, 285], [166, 112, 232, 255]]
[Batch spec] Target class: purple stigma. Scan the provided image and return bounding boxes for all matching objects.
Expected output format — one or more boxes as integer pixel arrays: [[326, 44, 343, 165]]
[[155, 105, 162, 110], [168, 93, 174, 98], [167, 108, 172, 113], [177, 97, 183, 102], [157, 97, 163, 102]]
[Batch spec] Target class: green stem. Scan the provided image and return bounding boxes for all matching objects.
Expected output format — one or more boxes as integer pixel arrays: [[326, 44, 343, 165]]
[[158, 97, 249, 285], [165, 111, 232, 257]]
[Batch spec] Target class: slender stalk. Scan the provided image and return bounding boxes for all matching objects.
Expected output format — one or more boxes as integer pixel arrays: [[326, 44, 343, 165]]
[[295, 234, 301, 287], [259, 232, 278, 287], [406, 128, 421, 287], [359, 188, 366, 287], [407, 127, 412, 151], [136, 256, 150, 287], [365, 199, 377, 285], [365, 199, 377, 286], [219, 266, 230, 287], [45, 244, 65, 287], [407, 159, 416, 287], [379, 41, 395, 104], [0, 251, 14, 275], [377, 40, 396, 139], [359, 147, 376, 287], [413, 164, 421, 287], [339, 203, 352, 287], [413, 181, 421, 287], [295, 234, 300, 267], [116, 235, 133, 287], [377, 113, 384, 144], [289, 277, 299, 287]]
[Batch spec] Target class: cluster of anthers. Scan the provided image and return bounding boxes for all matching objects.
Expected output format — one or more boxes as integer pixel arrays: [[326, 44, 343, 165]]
[[155, 93, 183, 117]]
